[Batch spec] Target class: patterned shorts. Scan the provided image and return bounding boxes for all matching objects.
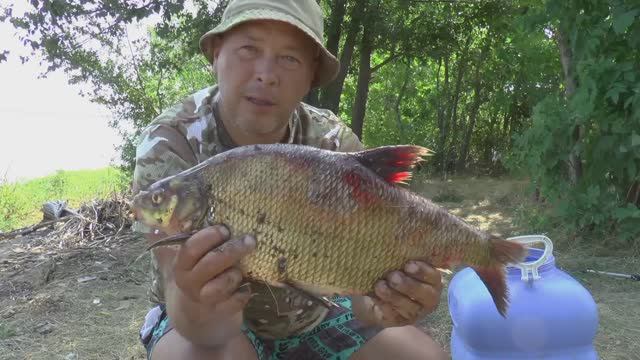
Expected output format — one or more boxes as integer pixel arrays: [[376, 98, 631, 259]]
[[139, 296, 381, 360]]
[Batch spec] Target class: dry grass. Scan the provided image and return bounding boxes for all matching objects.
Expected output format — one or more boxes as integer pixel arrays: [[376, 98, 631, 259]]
[[0, 232, 150, 360]]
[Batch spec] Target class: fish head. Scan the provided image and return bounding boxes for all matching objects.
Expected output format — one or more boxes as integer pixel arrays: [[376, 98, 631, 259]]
[[132, 174, 208, 236]]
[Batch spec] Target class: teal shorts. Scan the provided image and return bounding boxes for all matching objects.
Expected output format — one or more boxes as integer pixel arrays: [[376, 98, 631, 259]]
[[140, 296, 382, 359]]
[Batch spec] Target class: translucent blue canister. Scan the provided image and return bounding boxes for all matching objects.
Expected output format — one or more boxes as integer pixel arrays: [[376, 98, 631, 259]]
[[448, 235, 599, 359]]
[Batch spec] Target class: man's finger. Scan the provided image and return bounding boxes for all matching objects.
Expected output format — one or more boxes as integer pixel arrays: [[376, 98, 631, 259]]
[[187, 234, 256, 290], [374, 280, 422, 320], [374, 297, 413, 328], [175, 225, 230, 271], [351, 295, 385, 327], [404, 261, 443, 288], [352, 295, 412, 328], [214, 284, 254, 315], [387, 271, 440, 314], [199, 267, 245, 304]]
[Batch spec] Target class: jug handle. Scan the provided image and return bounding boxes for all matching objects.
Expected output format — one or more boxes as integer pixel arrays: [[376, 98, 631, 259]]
[[507, 235, 553, 281]]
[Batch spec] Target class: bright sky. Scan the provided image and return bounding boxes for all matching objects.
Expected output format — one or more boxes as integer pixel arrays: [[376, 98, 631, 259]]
[[0, 3, 122, 183], [0, 1, 209, 183]]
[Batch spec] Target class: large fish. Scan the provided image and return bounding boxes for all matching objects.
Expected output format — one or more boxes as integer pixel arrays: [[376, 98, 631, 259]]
[[132, 143, 527, 316]]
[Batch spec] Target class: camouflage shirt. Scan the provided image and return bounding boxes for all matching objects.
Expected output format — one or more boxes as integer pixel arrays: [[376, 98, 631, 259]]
[[132, 85, 364, 339]]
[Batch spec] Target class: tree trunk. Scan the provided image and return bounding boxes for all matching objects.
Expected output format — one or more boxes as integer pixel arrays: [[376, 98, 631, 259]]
[[458, 41, 489, 171], [324, 0, 347, 57], [556, 27, 582, 185], [394, 61, 411, 142], [320, 0, 365, 113], [351, 20, 373, 140], [446, 34, 472, 170], [626, 180, 640, 207], [436, 56, 450, 179]]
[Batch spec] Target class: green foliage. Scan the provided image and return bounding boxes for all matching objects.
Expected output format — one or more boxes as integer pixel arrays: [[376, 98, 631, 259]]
[[0, 181, 31, 232], [45, 170, 68, 198], [510, 0, 640, 245], [0, 168, 127, 232], [512, 202, 553, 234]]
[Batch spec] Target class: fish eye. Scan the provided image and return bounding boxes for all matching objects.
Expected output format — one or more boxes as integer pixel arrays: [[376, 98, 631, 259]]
[[151, 191, 164, 205]]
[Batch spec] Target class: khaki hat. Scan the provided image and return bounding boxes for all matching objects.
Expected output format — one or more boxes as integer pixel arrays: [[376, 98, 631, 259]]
[[199, 0, 339, 88]]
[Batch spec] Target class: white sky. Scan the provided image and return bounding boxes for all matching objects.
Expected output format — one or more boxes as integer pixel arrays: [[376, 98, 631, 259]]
[[0, 1, 205, 183], [0, 2, 150, 183]]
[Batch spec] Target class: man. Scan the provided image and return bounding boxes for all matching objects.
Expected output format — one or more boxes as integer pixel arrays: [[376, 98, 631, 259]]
[[133, 0, 447, 359]]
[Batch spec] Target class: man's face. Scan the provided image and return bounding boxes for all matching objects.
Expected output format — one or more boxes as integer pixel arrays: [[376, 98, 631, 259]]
[[212, 20, 319, 143]]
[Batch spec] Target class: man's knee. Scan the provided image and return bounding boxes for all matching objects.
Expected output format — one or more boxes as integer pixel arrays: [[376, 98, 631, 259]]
[[150, 329, 257, 360], [351, 325, 447, 360]]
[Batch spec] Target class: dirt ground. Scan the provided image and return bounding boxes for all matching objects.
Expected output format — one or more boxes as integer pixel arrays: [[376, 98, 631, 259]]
[[1, 177, 638, 359]]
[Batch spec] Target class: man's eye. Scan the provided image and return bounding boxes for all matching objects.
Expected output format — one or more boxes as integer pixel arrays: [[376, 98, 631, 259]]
[[280, 55, 301, 69], [238, 45, 258, 58]]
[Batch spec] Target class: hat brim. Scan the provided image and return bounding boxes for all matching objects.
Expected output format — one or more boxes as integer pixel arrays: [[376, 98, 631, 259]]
[[199, 9, 339, 89]]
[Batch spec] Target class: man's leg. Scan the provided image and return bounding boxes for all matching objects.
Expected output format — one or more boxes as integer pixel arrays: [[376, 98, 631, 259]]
[[350, 325, 447, 360], [150, 327, 258, 360]]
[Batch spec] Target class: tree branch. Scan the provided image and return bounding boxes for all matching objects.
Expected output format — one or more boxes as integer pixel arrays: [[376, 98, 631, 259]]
[[371, 52, 401, 73]]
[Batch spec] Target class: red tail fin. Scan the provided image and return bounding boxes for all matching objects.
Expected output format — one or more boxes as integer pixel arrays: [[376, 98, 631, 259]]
[[473, 237, 527, 317], [473, 266, 509, 317], [353, 145, 434, 184]]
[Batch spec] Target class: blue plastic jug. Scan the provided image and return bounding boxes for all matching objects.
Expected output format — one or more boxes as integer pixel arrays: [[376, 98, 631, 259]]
[[448, 235, 599, 359]]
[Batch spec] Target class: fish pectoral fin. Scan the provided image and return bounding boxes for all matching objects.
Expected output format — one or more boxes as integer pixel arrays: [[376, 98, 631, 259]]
[[352, 145, 434, 185], [284, 280, 345, 309]]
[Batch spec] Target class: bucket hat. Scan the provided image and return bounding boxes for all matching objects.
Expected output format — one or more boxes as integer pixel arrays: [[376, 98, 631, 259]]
[[199, 0, 339, 88]]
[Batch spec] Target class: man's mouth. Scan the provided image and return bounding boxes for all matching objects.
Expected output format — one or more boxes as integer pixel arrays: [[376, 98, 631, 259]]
[[246, 96, 275, 106]]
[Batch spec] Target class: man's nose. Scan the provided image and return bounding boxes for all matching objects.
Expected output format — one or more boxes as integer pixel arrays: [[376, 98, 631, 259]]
[[255, 57, 279, 86]]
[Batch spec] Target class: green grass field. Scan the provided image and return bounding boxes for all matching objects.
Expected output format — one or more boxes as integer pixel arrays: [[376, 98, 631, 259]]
[[0, 168, 128, 232]]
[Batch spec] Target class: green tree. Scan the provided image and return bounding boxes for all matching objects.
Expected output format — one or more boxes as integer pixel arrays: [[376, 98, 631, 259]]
[[510, 0, 640, 244]]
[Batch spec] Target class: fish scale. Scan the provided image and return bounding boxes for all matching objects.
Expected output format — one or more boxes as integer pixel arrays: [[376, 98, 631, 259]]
[[207, 153, 405, 292], [134, 143, 528, 316]]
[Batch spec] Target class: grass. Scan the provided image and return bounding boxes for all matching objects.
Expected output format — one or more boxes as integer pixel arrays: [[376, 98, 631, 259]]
[[0, 323, 17, 340], [0, 167, 128, 232]]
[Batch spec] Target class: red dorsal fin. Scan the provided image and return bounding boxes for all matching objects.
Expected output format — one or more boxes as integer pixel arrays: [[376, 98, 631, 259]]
[[353, 145, 433, 184]]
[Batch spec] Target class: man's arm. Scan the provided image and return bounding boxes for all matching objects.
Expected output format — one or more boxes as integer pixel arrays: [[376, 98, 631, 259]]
[[133, 124, 253, 349]]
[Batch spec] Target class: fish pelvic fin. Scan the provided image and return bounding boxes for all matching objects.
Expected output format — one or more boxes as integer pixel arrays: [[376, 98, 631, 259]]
[[353, 145, 434, 185], [473, 236, 527, 317]]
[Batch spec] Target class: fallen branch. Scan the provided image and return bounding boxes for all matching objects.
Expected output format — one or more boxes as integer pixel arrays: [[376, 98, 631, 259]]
[[0, 217, 73, 240]]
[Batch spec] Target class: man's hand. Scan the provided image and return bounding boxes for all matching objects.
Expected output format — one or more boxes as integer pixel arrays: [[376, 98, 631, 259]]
[[352, 260, 443, 328], [161, 225, 257, 347]]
